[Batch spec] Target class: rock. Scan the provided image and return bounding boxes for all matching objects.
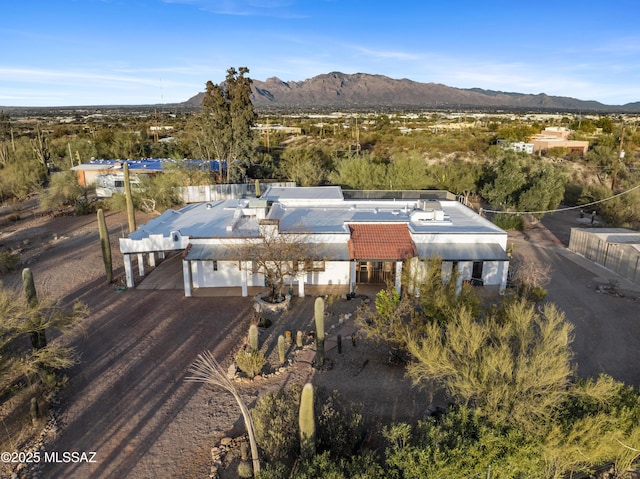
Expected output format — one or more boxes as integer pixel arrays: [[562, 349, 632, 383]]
[[220, 437, 233, 446], [226, 362, 237, 379]]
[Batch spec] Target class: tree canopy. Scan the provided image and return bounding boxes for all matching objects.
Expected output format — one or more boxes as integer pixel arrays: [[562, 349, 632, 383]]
[[198, 67, 257, 183]]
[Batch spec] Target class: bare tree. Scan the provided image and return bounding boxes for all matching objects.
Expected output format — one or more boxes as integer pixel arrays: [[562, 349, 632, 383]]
[[186, 351, 260, 477], [233, 220, 318, 303], [509, 248, 552, 299]]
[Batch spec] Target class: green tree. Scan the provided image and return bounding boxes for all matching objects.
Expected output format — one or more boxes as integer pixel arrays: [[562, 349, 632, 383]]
[[405, 300, 574, 431], [383, 407, 541, 478], [480, 152, 566, 214], [278, 145, 333, 186], [386, 153, 428, 190], [200, 67, 257, 183], [329, 153, 387, 189]]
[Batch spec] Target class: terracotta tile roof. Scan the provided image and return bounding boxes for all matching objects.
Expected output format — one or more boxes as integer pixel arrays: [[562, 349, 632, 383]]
[[348, 224, 417, 260]]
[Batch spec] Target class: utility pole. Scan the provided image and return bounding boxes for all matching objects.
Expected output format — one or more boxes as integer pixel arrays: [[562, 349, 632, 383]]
[[611, 127, 625, 192]]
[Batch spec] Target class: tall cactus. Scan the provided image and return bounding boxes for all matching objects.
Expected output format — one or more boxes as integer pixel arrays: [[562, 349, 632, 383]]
[[22, 268, 46, 349], [123, 161, 136, 233], [314, 297, 325, 367], [278, 334, 286, 365], [255, 179, 261, 198], [97, 208, 113, 283], [299, 382, 315, 460], [22, 267, 38, 309], [248, 324, 259, 351]]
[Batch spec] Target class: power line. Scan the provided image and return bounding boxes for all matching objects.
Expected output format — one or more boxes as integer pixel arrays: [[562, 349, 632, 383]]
[[481, 183, 640, 216]]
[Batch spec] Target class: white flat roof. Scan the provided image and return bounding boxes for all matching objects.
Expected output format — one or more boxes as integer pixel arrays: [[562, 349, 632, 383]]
[[124, 187, 505, 243]]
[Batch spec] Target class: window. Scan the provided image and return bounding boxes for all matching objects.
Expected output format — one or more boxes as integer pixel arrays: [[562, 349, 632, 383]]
[[212, 260, 218, 271], [305, 260, 325, 272]]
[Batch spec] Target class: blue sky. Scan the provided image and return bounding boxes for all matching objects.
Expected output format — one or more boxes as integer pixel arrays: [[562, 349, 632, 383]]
[[2, 0, 640, 107]]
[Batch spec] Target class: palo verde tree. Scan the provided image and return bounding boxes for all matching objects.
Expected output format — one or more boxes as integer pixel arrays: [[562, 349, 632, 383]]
[[406, 299, 575, 431], [199, 67, 257, 183]]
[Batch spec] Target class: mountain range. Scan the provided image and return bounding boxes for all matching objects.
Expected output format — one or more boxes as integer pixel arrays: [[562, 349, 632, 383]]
[[185, 72, 640, 113]]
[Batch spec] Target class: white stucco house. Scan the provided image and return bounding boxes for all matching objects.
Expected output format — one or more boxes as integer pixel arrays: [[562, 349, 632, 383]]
[[119, 186, 510, 297]]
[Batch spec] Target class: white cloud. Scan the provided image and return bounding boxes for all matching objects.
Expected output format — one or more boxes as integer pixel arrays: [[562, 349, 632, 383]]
[[161, 0, 305, 17]]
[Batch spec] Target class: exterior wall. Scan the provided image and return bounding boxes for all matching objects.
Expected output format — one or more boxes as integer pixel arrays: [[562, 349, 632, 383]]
[[458, 261, 473, 281], [191, 260, 243, 288], [411, 233, 508, 251], [482, 260, 507, 286], [530, 139, 589, 155], [120, 231, 189, 254], [569, 229, 640, 286], [296, 261, 351, 287], [190, 260, 351, 289]]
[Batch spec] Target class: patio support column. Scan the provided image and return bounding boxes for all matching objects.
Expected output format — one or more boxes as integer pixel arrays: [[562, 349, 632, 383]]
[[298, 261, 306, 298], [183, 260, 192, 297], [394, 260, 403, 294], [158, 251, 165, 260], [349, 260, 357, 294], [124, 254, 134, 288], [137, 253, 145, 276], [148, 252, 156, 268], [499, 261, 509, 294], [455, 263, 463, 295], [241, 262, 248, 297]]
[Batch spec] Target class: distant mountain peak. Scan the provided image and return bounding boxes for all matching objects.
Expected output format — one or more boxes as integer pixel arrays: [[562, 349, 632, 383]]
[[184, 72, 638, 112]]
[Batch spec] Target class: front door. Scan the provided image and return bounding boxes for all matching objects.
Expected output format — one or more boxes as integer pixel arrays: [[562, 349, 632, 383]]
[[356, 261, 395, 284]]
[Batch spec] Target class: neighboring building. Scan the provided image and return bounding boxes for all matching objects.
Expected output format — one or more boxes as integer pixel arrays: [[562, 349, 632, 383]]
[[497, 140, 535, 154], [119, 187, 510, 296], [529, 127, 589, 155], [71, 158, 223, 188], [569, 228, 640, 286]]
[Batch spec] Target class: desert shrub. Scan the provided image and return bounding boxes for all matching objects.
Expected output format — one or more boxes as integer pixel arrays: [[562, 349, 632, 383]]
[[252, 384, 303, 461], [0, 250, 20, 273], [316, 389, 364, 457], [292, 450, 386, 479], [255, 462, 288, 479], [237, 460, 253, 478], [519, 285, 547, 303], [492, 213, 524, 231], [252, 385, 364, 464], [234, 348, 266, 378], [40, 171, 93, 215]]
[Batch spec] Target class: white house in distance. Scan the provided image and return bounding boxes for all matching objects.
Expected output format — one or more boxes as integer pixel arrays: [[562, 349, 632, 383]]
[[119, 186, 510, 296]]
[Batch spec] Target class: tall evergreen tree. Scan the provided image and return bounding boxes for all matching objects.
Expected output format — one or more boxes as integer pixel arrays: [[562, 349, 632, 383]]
[[201, 67, 256, 183]]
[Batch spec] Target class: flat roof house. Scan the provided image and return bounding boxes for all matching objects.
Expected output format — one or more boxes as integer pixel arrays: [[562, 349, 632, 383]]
[[119, 186, 510, 296]]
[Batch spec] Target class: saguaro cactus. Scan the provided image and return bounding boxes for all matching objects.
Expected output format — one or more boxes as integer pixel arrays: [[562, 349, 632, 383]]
[[123, 162, 136, 233], [299, 382, 315, 460], [278, 334, 286, 365], [22, 268, 46, 349], [248, 324, 259, 351], [255, 179, 261, 198], [22, 267, 38, 309], [97, 208, 113, 283], [296, 330, 303, 348], [314, 297, 325, 367]]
